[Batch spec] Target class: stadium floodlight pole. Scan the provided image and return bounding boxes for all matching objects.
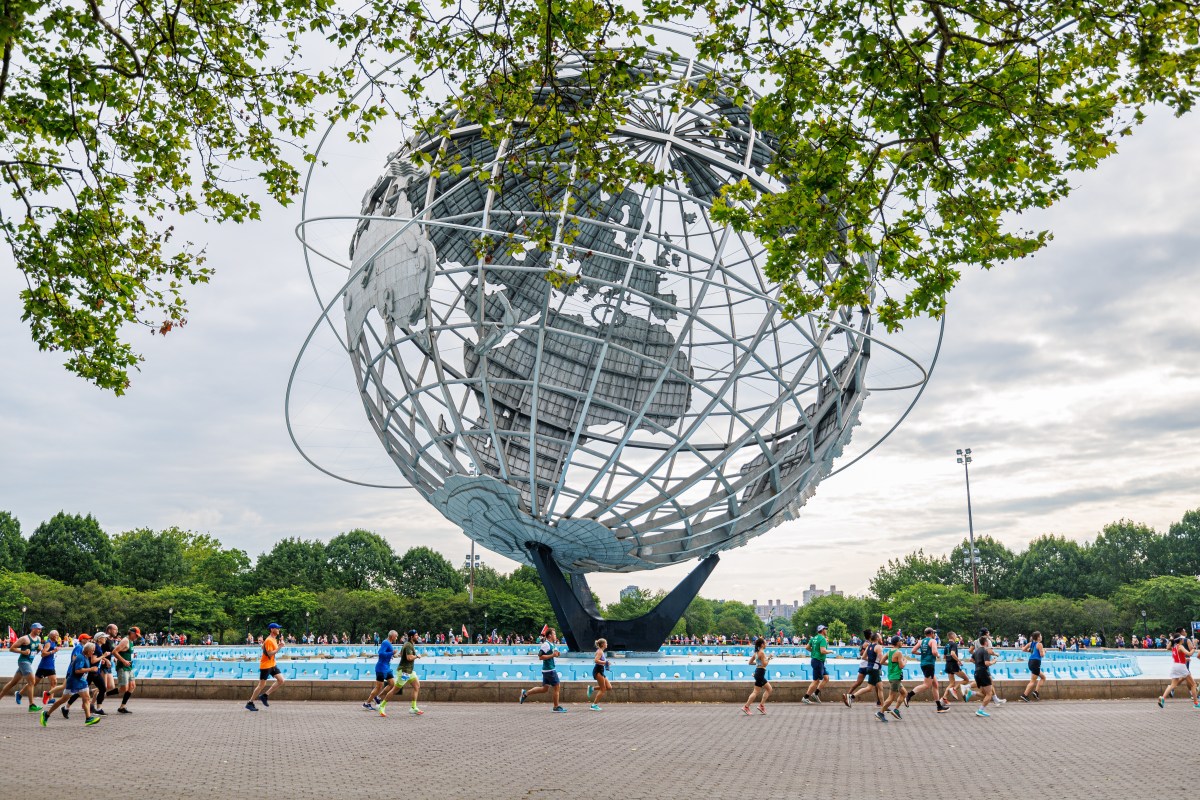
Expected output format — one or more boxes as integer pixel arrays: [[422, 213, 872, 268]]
[[956, 448, 978, 595], [465, 540, 479, 604]]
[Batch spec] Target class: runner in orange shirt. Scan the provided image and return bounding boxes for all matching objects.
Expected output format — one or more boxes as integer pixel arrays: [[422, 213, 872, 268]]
[[245, 623, 285, 712]]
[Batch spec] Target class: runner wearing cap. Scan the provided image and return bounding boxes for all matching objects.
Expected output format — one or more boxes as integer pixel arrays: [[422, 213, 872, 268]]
[[905, 627, 949, 713], [519, 628, 565, 713], [3, 622, 44, 711], [801, 624, 831, 704], [35, 630, 61, 706], [40, 640, 101, 726], [365, 630, 398, 714], [245, 623, 285, 711], [112, 627, 139, 713]]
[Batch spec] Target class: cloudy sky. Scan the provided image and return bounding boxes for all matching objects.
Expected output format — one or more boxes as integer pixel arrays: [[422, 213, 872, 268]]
[[2, 101, 1198, 607]]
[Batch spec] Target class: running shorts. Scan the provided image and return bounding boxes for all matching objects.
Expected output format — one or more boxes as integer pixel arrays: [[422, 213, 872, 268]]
[[541, 670, 560, 686], [375, 670, 395, 683], [920, 664, 935, 679], [811, 659, 828, 681], [866, 668, 881, 686], [888, 679, 903, 693], [35, 668, 56, 678], [17, 661, 34, 676], [974, 669, 992, 688], [399, 672, 418, 684], [1028, 660, 1041, 676], [754, 667, 768, 687], [1169, 662, 1190, 679], [944, 663, 964, 676], [117, 668, 133, 687], [593, 665, 605, 680], [259, 666, 282, 680]]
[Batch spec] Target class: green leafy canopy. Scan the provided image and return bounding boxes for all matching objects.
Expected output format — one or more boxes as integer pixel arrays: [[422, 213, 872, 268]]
[[4, 0, 1198, 391]]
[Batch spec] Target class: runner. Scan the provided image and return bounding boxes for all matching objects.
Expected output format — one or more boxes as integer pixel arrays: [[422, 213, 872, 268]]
[[741, 637, 772, 715], [35, 629, 61, 706], [969, 634, 997, 717], [842, 630, 873, 706], [801, 624, 830, 704], [964, 627, 1006, 704], [245, 623, 285, 711], [519, 628, 566, 713], [846, 631, 884, 707], [2, 622, 43, 712], [588, 638, 610, 711], [367, 630, 398, 714], [88, 631, 112, 715], [103, 624, 121, 699], [905, 627, 949, 712], [1158, 634, 1198, 708], [40, 640, 100, 727], [877, 635, 907, 722], [1019, 631, 1046, 702], [388, 629, 423, 716], [939, 631, 969, 704], [111, 627, 138, 713]]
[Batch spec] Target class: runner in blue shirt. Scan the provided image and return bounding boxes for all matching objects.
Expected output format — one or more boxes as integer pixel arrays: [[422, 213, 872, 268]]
[[364, 630, 398, 714], [40, 639, 100, 726]]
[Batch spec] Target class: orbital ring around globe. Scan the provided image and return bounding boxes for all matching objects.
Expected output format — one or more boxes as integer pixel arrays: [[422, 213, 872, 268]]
[[287, 47, 942, 576]]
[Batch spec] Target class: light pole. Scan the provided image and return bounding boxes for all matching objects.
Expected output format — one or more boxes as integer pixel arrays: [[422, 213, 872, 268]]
[[935, 611, 940, 638], [168, 607, 174, 642], [464, 542, 480, 603], [1141, 609, 1148, 641], [306, 610, 311, 641], [20, 605, 27, 635], [246, 616, 251, 642], [956, 448, 979, 595]]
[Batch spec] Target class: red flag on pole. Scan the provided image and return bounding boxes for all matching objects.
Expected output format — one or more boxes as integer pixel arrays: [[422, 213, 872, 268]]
[[881, 614, 893, 630], [6, 626, 14, 643], [540, 623, 550, 636], [461, 624, 468, 639]]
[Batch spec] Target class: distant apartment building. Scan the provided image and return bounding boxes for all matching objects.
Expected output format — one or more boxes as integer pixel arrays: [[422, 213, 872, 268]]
[[802, 584, 844, 604], [753, 599, 799, 623], [619, 585, 641, 601]]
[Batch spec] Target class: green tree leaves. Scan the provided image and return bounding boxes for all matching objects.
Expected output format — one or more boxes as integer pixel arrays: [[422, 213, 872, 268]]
[[396, 546, 464, 596], [25, 511, 114, 585], [0, 511, 24, 572], [325, 529, 397, 591]]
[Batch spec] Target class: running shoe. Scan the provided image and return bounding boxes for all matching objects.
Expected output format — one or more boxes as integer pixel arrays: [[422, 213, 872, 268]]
[[587, 685, 594, 700], [800, 696, 812, 705], [378, 700, 388, 713], [964, 689, 974, 702], [61, 707, 69, 719], [28, 704, 41, 713], [994, 697, 1007, 705], [590, 704, 602, 711], [810, 693, 822, 703], [15, 690, 21, 704], [842, 693, 852, 708], [39, 711, 48, 727], [118, 707, 131, 714], [42, 691, 49, 705], [975, 709, 990, 718], [1018, 695, 1029, 703], [410, 706, 424, 716], [757, 704, 766, 715], [552, 706, 567, 713], [84, 715, 100, 726], [903, 691, 913, 708], [1159, 697, 1166, 708], [374, 695, 383, 704], [519, 689, 528, 704], [741, 705, 750, 715], [875, 710, 888, 723], [1032, 691, 1040, 700], [378, 707, 387, 717], [362, 702, 375, 711], [245, 702, 258, 711], [889, 708, 902, 720], [94, 708, 106, 715], [258, 693, 270, 707], [935, 702, 948, 714]]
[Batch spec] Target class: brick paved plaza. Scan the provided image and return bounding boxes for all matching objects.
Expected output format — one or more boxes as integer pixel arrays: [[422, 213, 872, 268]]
[[0, 698, 1190, 798]]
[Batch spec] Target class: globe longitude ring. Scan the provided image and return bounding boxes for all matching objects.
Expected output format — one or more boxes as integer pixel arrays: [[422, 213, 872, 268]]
[[290, 48, 935, 650]]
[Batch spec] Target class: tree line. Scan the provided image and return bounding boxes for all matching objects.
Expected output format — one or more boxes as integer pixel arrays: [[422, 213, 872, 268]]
[[0, 511, 767, 642]]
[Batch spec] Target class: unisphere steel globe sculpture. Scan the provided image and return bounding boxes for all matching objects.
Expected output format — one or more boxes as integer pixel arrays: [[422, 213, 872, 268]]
[[293, 53, 930, 650]]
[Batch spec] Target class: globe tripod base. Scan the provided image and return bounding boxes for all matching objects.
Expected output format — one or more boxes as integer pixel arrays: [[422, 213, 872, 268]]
[[525, 543, 719, 652]]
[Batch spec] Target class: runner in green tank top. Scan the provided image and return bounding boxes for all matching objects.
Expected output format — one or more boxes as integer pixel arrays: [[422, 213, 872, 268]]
[[113, 626, 138, 713], [876, 635, 908, 722]]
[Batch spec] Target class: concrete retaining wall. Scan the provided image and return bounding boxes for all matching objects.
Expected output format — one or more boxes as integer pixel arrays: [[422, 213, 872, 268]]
[[111, 678, 1172, 703]]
